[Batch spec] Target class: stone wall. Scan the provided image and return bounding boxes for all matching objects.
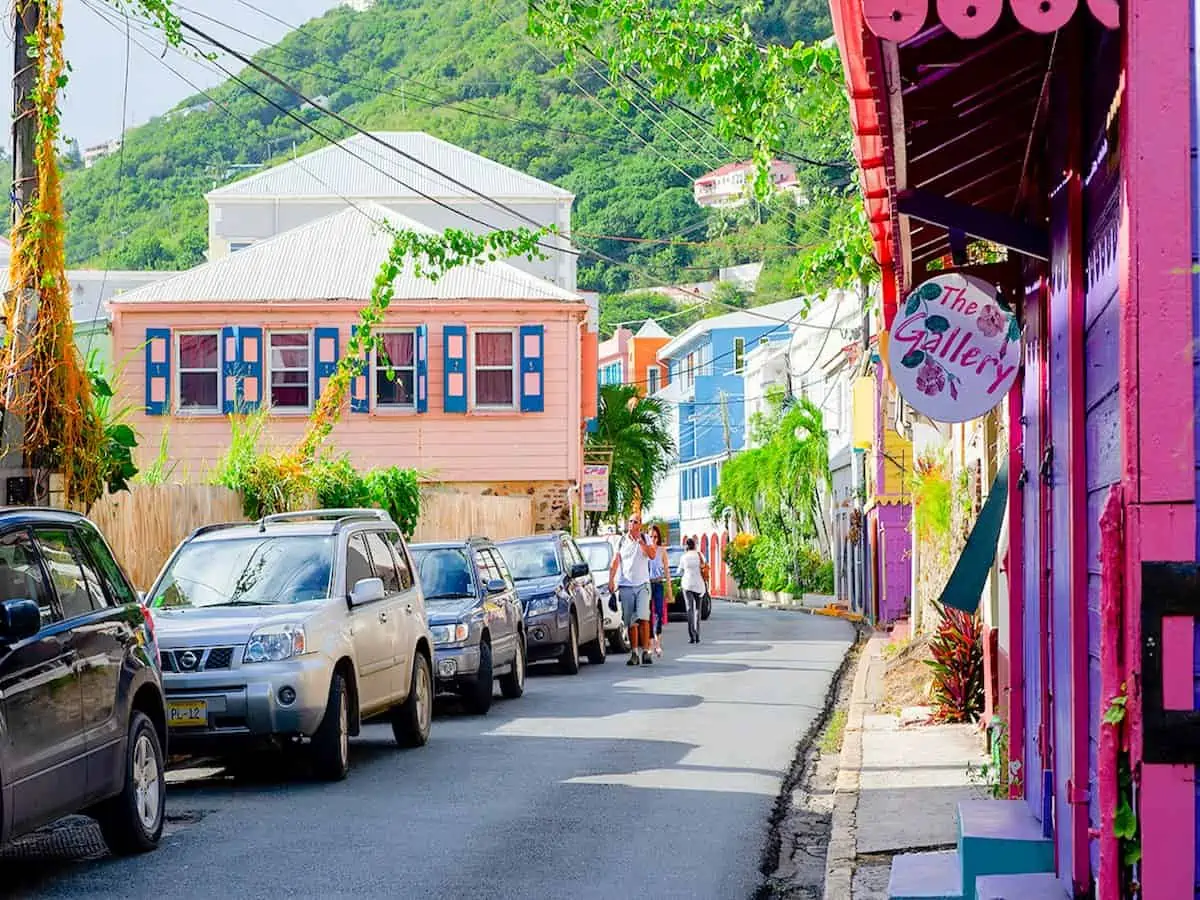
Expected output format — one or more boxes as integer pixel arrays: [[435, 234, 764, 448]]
[[447, 480, 573, 532]]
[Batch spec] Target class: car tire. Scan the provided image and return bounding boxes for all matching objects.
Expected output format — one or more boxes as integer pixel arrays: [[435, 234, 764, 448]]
[[94, 711, 166, 855], [499, 635, 526, 699], [391, 654, 433, 748], [701, 595, 712, 621], [608, 624, 631, 654], [463, 641, 494, 715], [583, 605, 607, 665], [558, 612, 580, 675], [311, 672, 351, 782]]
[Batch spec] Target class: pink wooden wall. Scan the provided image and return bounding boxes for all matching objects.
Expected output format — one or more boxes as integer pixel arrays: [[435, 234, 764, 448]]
[[111, 301, 586, 485]]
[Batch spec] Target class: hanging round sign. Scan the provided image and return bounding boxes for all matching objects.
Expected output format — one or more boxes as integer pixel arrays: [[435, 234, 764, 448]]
[[887, 273, 1021, 423]]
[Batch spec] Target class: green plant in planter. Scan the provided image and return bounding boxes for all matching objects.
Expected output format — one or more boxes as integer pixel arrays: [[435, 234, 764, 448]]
[[926, 602, 984, 723]]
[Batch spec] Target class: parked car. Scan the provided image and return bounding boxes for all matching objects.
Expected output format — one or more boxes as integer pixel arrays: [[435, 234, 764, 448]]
[[496, 533, 606, 673], [409, 538, 526, 714], [0, 509, 167, 855], [667, 545, 712, 622], [574, 535, 631, 653], [145, 509, 434, 781]]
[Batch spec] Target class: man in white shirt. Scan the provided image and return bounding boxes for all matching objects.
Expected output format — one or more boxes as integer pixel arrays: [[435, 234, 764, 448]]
[[607, 515, 657, 666]]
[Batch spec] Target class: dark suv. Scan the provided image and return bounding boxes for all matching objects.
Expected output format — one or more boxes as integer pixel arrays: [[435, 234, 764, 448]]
[[0, 509, 167, 855]]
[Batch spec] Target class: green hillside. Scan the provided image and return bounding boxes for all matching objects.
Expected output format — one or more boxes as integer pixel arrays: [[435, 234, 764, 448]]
[[64, 0, 836, 299]]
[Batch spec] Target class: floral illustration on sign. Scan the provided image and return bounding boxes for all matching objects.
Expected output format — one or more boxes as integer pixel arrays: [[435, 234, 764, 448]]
[[976, 305, 1005, 337], [916, 360, 946, 396]]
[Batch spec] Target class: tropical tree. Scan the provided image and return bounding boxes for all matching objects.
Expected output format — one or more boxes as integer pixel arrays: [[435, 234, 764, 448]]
[[587, 383, 675, 533]]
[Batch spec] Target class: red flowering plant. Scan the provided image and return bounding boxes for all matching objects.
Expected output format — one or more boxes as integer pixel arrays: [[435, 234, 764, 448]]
[[925, 602, 985, 723]]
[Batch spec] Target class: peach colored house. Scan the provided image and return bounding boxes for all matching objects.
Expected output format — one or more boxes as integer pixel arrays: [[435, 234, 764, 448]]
[[111, 204, 594, 530], [628, 319, 670, 396]]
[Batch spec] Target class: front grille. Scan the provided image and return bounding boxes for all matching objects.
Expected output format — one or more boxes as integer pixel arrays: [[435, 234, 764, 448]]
[[205, 647, 235, 670], [163, 647, 238, 673]]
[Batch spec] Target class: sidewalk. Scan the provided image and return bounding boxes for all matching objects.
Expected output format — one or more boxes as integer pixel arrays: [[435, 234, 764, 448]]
[[824, 635, 988, 900]]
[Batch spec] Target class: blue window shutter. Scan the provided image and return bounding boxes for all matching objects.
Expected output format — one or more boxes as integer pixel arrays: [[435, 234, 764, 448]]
[[314, 326, 340, 409], [349, 325, 370, 413], [519, 324, 545, 413], [220, 326, 238, 415], [144, 328, 171, 416], [443, 324, 467, 414], [239, 327, 263, 413], [415, 324, 428, 414]]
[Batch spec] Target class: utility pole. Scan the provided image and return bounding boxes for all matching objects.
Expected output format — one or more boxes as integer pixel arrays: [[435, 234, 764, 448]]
[[2, 0, 41, 493], [719, 390, 732, 457]]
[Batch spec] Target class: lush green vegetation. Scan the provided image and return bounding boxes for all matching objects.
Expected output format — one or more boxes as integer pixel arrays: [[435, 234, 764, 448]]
[[64, 0, 848, 318]]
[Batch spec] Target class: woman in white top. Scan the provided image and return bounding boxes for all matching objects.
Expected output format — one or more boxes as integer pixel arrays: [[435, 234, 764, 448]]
[[679, 538, 707, 644]]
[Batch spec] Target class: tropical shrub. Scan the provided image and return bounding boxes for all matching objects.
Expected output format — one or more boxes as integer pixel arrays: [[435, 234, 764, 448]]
[[364, 467, 422, 539], [926, 602, 985, 722], [725, 533, 761, 587], [794, 546, 834, 594], [312, 455, 370, 509]]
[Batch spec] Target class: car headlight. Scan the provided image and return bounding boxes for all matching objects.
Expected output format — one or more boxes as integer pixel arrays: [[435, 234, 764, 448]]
[[526, 592, 560, 615], [243, 625, 307, 664], [431, 623, 470, 645]]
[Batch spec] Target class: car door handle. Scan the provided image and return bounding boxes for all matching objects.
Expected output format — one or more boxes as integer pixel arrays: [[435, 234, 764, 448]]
[[379, 611, 389, 623], [405, 603, 414, 615]]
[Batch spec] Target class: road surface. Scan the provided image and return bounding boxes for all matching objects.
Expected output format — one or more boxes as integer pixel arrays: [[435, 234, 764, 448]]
[[4, 603, 853, 900]]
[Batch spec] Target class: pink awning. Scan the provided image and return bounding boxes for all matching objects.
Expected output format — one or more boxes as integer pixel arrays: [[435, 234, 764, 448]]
[[862, 0, 1117, 42]]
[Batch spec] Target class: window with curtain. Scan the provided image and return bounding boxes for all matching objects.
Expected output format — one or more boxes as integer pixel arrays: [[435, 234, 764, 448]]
[[269, 332, 311, 409], [474, 331, 515, 408], [177, 332, 219, 411], [647, 366, 660, 394], [375, 330, 416, 408]]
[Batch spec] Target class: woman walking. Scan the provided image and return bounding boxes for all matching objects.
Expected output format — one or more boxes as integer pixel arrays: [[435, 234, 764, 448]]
[[680, 538, 707, 644], [647, 525, 673, 657]]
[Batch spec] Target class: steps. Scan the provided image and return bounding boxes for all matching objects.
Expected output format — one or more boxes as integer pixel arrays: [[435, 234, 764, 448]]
[[975, 873, 1066, 899], [887, 800, 1059, 900]]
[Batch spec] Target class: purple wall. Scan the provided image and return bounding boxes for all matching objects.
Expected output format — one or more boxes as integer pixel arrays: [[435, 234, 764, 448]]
[[874, 504, 911, 623], [1021, 279, 1045, 823]]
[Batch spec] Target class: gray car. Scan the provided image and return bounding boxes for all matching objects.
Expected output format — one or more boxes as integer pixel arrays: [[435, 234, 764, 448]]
[[145, 509, 434, 781]]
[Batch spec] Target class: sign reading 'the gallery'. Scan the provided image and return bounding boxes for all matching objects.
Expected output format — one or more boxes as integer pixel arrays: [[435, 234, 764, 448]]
[[887, 273, 1021, 423]]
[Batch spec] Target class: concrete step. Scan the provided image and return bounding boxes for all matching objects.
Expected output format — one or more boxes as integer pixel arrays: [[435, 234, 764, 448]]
[[976, 873, 1067, 899], [957, 800, 1055, 895], [888, 850, 963, 900]]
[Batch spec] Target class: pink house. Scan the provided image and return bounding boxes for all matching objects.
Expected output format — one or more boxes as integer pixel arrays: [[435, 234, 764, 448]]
[[112, 204, 594, 530], [597, 326, 631, 388]]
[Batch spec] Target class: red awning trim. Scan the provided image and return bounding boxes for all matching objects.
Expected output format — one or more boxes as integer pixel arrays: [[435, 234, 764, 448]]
[[862, 0, 1117, 41]]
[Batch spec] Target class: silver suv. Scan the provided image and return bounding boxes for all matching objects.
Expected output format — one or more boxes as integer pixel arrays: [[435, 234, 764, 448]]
[[145, 509, 433, 780]]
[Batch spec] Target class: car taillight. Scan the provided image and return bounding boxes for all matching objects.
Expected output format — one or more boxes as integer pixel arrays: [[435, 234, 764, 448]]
[[140, 604, 161, 669]]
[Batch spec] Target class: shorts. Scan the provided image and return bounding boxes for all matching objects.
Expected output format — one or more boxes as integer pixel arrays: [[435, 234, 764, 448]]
[[618, 583, 651, 627], [651, 581, 667, 634]]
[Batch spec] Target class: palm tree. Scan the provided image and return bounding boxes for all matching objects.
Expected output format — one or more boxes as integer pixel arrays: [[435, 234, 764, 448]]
[[586, 384, 675, 534]]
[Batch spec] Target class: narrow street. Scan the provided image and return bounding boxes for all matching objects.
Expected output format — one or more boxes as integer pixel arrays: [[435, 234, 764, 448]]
[[3, 605, 852, 900]]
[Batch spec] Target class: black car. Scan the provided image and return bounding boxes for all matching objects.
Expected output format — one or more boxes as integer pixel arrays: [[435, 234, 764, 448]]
[[496, 533, 606, 673], [667, 545, 712, 622], [0, 509, 167, 854], [410, 538, 526, 714]]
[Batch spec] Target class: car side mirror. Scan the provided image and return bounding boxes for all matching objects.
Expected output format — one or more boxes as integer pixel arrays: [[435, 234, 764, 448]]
[[349, 577, 386, 607], [486, 578, 507, 595], [570, 562, 590, 579], [0, 599, 41, 644]]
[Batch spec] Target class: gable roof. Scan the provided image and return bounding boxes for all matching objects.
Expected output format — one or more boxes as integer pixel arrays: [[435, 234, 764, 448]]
[[634, 319, 670, 339], [112, 204, 581, 305], [656, 298, 810, 360], [206, 132, 573, 202]]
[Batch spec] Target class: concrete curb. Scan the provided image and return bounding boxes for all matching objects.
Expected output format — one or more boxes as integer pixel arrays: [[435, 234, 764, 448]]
[[822, 634, 883, 900], [725, 596, 867, 622]]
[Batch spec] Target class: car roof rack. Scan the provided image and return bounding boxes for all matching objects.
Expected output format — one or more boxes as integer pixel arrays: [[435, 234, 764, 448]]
[[189, 521, 246, 539], [466, 534, 491, 543], [258, 509, 392, 532]]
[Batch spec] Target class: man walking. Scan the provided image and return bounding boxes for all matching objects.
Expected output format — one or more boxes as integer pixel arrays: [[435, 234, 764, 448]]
[[608, 515, 656, 666]]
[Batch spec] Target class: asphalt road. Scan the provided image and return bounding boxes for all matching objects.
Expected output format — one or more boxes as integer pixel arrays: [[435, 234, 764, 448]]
[[3, 603, 853, 900]]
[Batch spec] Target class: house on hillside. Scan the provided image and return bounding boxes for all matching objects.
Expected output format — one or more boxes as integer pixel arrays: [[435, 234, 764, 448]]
[[205, 131, 577, 292], [111, 204, 596, 531], [692, 160, 798, 208], [628, 320, 671, 396]]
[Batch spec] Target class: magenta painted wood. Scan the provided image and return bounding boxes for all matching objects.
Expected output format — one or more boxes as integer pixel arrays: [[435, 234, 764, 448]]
[[1096, 486, 1122, 900], [1161, 617, 1196, 711], [1021, 277, 1045, 822], [1006, 384, 1025, 801]]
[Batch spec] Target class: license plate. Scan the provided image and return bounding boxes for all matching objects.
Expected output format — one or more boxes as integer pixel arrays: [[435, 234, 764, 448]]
[[167, 700, 208, 728]]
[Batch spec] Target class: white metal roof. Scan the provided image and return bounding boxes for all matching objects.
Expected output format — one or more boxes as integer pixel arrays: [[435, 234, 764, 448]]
[[634, 319, 670, 339], [656, 297, 810, 361], [206, 132, 574, 202], [111, 204, 581, 305]]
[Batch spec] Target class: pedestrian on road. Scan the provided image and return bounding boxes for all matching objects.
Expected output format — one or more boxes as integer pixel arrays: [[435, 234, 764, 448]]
[[680, 537, 707, 644], [608, 515, 656, 666], [647, 524, 672, 657]]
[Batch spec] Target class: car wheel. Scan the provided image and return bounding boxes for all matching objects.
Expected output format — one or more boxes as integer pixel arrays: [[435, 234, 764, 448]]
[[608, 624, 631, 654], [311, 672, 351, 781], [558, 612, 580, 675], [499, 635, 526, 699], [583, 604, 607, 665], [95, 711, 165, 855], [463, 641, 494, 715], [701, 595, 712, 621], [392, 654, 433, 748]]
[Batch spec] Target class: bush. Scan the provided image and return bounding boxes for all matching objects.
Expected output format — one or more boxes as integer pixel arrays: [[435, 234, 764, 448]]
[[926, 602, 985, 723], [364, 467, 421, 539], [794, 546, 834, 595], [312, 455, 370, 509], [725, 533, 761, 588]]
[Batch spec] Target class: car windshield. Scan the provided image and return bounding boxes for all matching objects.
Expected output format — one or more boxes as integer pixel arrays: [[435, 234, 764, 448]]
[[411, 548, 475, 600], [667, 546, 684, 568], [149, 536, 334, 609], [578, 541, 612, 572], [499, 541, 561, 581]]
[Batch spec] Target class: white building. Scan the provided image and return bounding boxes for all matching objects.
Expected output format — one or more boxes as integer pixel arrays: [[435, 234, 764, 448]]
[[82, 138, 122, 168], [693, 159, 799, 208]]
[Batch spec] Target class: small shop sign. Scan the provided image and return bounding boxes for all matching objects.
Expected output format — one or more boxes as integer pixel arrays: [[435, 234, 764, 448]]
[[887, 273, 1021, 423], [581, 464, 610, 512]]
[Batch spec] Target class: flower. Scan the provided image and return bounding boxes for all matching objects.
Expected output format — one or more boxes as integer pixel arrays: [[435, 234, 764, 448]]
[[916, 360, 946, 396], [977, 305, 1006, 338]]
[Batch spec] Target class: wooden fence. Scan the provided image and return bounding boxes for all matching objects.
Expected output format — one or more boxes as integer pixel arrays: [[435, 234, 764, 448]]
[[81, 484, 535, 590]]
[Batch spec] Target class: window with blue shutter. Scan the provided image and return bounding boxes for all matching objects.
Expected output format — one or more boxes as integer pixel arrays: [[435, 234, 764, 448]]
[[349, 325, 370, 413], [239, 327, 263, 413], [519, 324, 544, 413], [314, 326, 340, 408], [415, 324, 428, 414], [443, 324, 467, 413], [221, 327, 239, 415], [144, 328, 171, 416]]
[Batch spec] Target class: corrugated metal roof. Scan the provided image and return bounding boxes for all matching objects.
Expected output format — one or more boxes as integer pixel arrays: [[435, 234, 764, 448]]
[[206, 132, 573, 201], [112, 204, 581, 305]]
